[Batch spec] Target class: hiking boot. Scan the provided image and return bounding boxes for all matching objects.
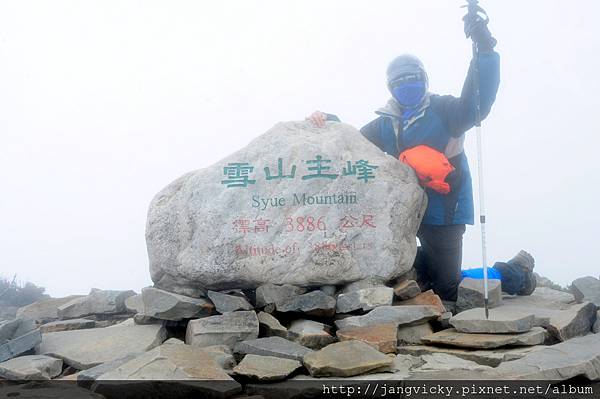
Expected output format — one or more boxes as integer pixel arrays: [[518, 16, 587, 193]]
[[507, 250, 536, 296]]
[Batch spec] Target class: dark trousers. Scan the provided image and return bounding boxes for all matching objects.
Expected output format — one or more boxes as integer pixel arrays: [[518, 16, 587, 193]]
[[413, 225, 528, 301], [413, 224, 466, 301]]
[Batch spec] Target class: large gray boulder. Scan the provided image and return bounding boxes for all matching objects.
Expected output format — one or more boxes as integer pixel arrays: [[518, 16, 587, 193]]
[[146, 121, 427, 296]]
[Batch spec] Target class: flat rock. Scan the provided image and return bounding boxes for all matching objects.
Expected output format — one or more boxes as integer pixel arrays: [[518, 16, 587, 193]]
[[0, 354, 62, 380], [302, 340, 394, 377], [288, 319, 335, 350], [421, 327, 547, 349], [337, 323, 398, 354], [255, 284, 306, 308], [334, 305, 441, 330], [185, 311, 259, 348], [142, 287, 214, 321], [38, 323, 166, 369], [40, 318, 95, 333], [456, 278, 502, 313], [571, 276, 600, 306], [257, 311, 288, 338], [208, 290, 253, 313], [496, 333, 600, 380], [124, 293, 144, 313], [92, 343, 241, 398], [16, 296, 85, 324], [0, 329, 42, 363], [532, 287, 575, 304], [395, 290, 446, 314], [545, 301, 597, 341], [594, 310, 600, 333], [77, 352, 141, 389], [275, 290, 336, 317], [393, 280, 421, 300], [146, 121, 427, 295], [335, 287, 394, 313], [1, 318, 35, 344], [133, 313, 160, 325], [234, 336, 313, 361], [57, 289, 136, 319], [450, 307, 535, 333], [396, 322, 433, 345], [398, 344, 545, 367], [417, 353, 493, 372], [0, 383, 105, 399], [233, 354, 301, 381]]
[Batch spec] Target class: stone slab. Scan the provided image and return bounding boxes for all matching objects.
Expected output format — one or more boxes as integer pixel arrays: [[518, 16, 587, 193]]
[[142, 287, 214, 321], [396, 322, 433, 345], [234, 336, 313, 362], [421, 327, 547, 349], [450, 307, 535, 333], [287, 319, 335, 350], [0, 329, 42, 363], [336, 323, 398, 354], [185, 311, 259, 348], [207, 290, 254, 313], [0, 354, 62, 380], [40, 318, 95, 333], [456, 278, 502, 313], [336, 287, 394, 313], [275, 290, 336, 317], [334, 305, 441, 330], [233, 354, 302, 381], [393, 280, 421, 300]]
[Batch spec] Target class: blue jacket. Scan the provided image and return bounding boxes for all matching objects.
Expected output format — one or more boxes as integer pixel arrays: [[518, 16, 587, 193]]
[[357, 52, 500, 225]]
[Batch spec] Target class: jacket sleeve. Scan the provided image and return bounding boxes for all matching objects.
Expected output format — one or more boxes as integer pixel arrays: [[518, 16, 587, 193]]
[[360, 118, 382, 149], [442, 51, 500, 137]]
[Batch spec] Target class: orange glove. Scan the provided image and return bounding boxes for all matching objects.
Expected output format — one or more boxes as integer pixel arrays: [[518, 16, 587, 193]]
[[399, 145, 455, 195]]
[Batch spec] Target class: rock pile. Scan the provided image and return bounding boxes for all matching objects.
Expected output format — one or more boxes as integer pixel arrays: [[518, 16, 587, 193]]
[[0, 274, 597, 397]]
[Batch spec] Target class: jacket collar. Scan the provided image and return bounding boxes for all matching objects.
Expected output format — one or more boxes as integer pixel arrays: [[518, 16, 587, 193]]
[[375, 96, 430, 128]]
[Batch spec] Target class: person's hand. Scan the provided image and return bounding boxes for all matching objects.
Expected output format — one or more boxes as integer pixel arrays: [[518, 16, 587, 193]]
[[463, 3, 497, 52], [306, 111, 327, 128]]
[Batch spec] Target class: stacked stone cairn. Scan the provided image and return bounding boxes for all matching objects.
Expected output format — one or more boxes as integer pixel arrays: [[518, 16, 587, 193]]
[[0, 274, 598, 398]]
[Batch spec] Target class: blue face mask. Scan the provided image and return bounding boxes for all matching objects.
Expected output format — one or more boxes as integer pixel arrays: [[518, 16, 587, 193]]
[[391, 81, 427, 108]]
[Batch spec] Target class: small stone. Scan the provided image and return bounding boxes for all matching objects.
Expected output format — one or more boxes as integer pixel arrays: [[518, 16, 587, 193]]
[[0, 354, 62, 380], [396, 323, 434, 345], [571, 276, 600, 306], [319, 285, 337, 296], [288, 319, 335, 350], [393, 280, 421, 300], [456, 278, 502, 313], [57, 289, 136, 319], [334, 305, 441, 330], [133, 314, 161, 325], [233, 354, 302, 381], [142, 287, 214, 321], [207, 290, 253, 313], [532, 287, 575, 304], [395, 290, 446, 314], [450, 307, 535, 334], [257, 311, 288, 338], [40, 318, 95, 333], [234, 336, 313, 362], [421, 327, 547, 349], [124, 294, 144, 313], [255, 284, 306, 308], [336, 323, 398, 354], [302, 340, 394, 377], [276, 290, 336, 317], [336, 287, 394, 313], [185, 311, 259, 349]]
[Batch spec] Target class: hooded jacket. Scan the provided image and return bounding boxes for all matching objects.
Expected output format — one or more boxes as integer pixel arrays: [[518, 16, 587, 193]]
[[358, 51, 500, 225]]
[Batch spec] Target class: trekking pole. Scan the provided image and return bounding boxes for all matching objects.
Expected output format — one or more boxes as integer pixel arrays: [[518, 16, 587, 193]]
[[464, 0, 490, 319]]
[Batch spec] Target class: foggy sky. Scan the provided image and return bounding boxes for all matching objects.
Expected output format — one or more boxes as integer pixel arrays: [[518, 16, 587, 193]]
[[1, 0, 598, 297]]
